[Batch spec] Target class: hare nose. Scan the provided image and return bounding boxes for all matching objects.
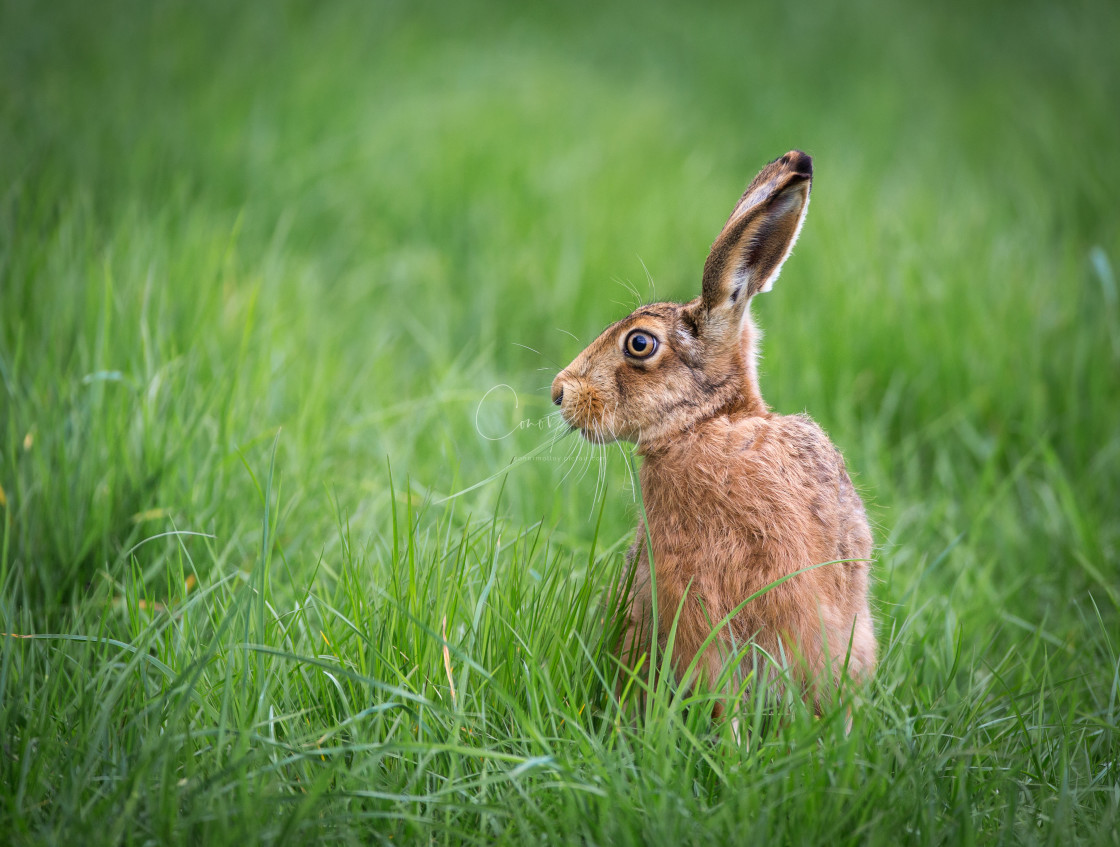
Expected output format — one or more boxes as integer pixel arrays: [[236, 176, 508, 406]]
[[551, 376, 565, 406]]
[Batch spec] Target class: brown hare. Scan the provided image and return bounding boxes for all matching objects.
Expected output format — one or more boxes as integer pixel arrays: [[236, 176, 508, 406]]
[[551, 151, 875, 719]]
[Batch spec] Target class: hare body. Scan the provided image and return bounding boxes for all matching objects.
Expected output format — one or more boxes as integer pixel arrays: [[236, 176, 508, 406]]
[[624, 413, 875, 708], [552, 151, 876, 711]]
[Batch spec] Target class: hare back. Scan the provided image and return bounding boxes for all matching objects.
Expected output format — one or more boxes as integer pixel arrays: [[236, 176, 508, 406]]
[[630, 411, 875, 680]]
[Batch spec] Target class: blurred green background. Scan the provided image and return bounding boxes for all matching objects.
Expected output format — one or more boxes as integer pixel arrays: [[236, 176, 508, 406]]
[[1, 0, 1118, 843]]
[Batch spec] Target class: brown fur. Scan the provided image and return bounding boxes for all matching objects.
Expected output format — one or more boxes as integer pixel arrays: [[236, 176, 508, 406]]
[[551, 151, 876, 715]]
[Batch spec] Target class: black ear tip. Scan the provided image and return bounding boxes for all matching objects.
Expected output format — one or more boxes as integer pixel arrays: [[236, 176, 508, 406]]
[[783, 150, 813, 179]]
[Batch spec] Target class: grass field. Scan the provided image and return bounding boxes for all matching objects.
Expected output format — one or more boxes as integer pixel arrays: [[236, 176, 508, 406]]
[[2, 0, 1119, 843]]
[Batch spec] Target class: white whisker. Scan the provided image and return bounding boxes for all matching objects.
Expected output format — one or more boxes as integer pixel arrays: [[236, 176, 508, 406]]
[[615, 274, 644, 310], [636, 255, 657, 302], [512, 342, 564, 370]]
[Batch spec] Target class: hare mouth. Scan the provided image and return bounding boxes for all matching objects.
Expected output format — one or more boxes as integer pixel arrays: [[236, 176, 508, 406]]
[[558, 408, 618, 444], [577, 425, 617, 445]]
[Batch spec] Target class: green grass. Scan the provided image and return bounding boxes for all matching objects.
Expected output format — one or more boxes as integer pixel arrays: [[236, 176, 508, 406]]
[[1, 0, 1119, 843]]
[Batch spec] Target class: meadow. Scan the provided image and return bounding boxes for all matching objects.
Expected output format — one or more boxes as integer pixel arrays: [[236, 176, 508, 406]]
[[1, 0, 1118, 843]]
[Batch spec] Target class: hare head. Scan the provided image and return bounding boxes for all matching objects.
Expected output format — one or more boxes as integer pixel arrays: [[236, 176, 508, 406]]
[[551, 150, 812, 448]]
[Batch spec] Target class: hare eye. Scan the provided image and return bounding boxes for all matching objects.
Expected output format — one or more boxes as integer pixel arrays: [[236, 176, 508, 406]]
[[625, 330, 658, 359]]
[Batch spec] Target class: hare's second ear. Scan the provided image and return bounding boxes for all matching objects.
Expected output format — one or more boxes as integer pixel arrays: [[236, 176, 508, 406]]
[[701, 151, 812, 313]]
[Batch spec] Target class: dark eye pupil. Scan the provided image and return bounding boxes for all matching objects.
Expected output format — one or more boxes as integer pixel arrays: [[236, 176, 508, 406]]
[[632, 335, 648, 352]]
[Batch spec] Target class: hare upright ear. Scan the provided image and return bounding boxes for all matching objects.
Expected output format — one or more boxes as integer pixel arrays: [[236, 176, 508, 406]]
[[701, 150, 813, 313]]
